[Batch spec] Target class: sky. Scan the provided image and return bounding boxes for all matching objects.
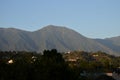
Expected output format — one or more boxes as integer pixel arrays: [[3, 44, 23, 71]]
[[0, 0, 120, 39]]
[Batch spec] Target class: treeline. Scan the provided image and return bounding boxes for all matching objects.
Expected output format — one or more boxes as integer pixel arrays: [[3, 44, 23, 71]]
[[0, 49, 78, 80], [63, 51, 120, 73], [63, 51, 119, 80], [0, 50, 118, 80]]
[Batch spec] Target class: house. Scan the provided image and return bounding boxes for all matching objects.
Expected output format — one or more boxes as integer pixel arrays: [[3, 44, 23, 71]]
[[8, 59, 14, 64], [92, 54, 99, 57], [67, 58, 77, 62]]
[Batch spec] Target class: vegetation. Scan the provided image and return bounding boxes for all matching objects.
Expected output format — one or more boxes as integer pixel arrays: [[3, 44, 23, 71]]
[[0, 49, 78, 80], [63, 51, 120, 72], [0, 50, 119, 80]]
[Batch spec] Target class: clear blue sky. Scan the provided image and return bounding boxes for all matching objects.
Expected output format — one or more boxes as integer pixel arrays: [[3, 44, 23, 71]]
[[0, 0, 120, 38]]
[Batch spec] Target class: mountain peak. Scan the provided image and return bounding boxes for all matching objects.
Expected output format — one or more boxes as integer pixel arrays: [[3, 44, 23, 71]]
[[36, 25, 71, 33], [42, 25, 67, 30]]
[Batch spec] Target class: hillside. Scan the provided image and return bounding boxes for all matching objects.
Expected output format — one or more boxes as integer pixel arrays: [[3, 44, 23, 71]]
[[95, 36, 120, 56], [0, 25, 119, 56]]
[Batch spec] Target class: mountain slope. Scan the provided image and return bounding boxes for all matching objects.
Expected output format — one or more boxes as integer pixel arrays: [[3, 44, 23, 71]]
[[32, 25, 114, 53], [106, 36, 120, 46], [0, 25, 119, 56], [0, 28, 38, 51], [95, 36, 120, 55]]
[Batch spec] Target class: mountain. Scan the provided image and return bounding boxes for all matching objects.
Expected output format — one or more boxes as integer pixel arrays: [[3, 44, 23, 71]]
[[0, 28, 38, 51], [95, 36, 120, 55], [0, 25, 119, 56]]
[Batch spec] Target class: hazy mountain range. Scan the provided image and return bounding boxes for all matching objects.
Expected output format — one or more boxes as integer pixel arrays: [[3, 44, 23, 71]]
[[0, 25, 120, 56]]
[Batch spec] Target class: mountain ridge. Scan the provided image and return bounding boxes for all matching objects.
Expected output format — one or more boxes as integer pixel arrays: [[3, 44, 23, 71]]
[[0, 25, 120, 56]]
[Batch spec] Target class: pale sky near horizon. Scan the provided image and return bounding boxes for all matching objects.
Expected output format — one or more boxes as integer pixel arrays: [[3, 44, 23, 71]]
[[0, 0, 120, 39]]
